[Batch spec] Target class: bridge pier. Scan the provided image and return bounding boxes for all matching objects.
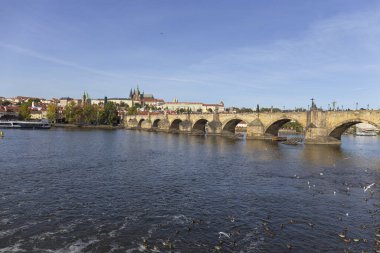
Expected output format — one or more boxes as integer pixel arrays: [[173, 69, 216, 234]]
[[140, 120, 152, 129], [207, 121, 222, 135], [125, 118, 139, 129], [246, 118, 272, 140], [304, 126, 341, 144], [179, 120, 193, 134], [156, 119, 171, 132], [304, 110, 341, 145]]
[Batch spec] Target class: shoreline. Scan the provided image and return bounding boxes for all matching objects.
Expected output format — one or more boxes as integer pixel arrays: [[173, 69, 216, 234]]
[[53, 123, 123, 130]]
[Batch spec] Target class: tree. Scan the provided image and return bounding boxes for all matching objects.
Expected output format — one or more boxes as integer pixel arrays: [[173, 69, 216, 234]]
[[46, 104, 58, 123], [239, 107, 254, 113], [64, 101, 76, 124], [83, 103, 97, 124], [127, 106, 138, 116], [73, 106, 83, 124], [103, 102, 118, 125], [19, 103, 31, 120], [0, 99, 11, 106], [282, 121, 304, 133]]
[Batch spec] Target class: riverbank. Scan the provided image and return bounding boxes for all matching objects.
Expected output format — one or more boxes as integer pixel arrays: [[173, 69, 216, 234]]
[[53, 123, 123, 130]]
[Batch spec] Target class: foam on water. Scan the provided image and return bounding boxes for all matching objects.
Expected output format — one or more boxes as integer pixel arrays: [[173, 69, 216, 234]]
[[0, 243, 26, 253]]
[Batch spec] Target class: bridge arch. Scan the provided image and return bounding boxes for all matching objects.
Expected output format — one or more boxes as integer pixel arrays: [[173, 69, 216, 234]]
[[152, 119, 161, 128], [329, 119, 380, 140], [137, 119, 145, 128], [170, 119, 182, 131], [265, 118, 305, 136], [222, 118, 244, 135], [192, 119, 208, 133]]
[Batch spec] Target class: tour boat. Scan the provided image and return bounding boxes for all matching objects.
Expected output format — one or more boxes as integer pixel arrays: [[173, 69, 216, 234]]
[[0, 120, 51, 129], [355, 130, 378, 136]]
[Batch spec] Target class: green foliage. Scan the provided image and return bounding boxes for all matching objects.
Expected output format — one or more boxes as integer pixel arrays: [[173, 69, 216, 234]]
[[259, 107, 282, 112], [176, 108, 187, 113], [82, 103, 97, 124], [228, 107, 254, 113], [46, 104, 58, 123], [62, 101, 119, 125], [19, 103, 31, 120], [127, 106, 138, 115], [103, 102, 118, 125], [239, 107, 254, 113], [64, 101, 77, 124], [0, 99, 11, 106], [24, 100, 33, 106], [282, 121, 304, 132]]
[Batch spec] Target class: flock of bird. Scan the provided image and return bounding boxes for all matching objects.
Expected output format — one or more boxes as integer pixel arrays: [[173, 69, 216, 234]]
[[134, 172, 377, 252]]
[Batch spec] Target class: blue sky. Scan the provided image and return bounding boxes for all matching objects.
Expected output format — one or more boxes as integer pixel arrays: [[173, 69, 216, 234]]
[[0, 0, 380, 109]]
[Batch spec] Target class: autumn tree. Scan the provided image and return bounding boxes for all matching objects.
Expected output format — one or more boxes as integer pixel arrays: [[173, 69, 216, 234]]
[[46, 104, 58, 123], [19, 103, 31, 120], [64, 101, 76, 124]]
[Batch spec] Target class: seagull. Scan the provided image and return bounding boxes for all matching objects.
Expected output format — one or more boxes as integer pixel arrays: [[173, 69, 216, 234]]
[[218, 232, 230, 239], [364, 183, 375, 192]]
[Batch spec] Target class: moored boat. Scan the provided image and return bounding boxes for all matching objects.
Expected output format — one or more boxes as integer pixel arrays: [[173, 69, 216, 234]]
[[0, 120, 51, 129], [355, 129, 378, 136]]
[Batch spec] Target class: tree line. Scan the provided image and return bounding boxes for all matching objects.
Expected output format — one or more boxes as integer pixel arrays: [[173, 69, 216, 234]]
[[61, 102, 119, 125], [16, 101, 119, 125]]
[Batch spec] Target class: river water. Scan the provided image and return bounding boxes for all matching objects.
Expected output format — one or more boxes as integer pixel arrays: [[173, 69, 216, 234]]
[[0, 129, 379, 252]]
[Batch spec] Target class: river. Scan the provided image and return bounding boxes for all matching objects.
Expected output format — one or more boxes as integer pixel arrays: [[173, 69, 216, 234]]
[[0, 129, 379, 252]]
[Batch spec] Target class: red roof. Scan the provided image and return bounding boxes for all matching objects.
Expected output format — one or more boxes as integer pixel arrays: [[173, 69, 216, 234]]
[[0, 106, 19, 112]]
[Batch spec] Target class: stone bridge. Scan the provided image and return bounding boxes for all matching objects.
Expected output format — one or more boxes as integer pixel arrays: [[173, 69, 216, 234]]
[[124, 110, 380, 144]]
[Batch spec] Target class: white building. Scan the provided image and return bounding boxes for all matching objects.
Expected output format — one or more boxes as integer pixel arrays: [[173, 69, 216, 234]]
[[161, 101, 225, 113]]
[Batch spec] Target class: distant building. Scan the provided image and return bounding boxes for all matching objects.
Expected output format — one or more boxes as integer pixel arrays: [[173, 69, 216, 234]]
[[11, 96, 33, 104], [108, 98, 133, 107], [202, 102, 225, 113], [0, 106, 19, 119], [30, 108, 47, 120], [161, 100, 224, 113], [142, 97, 165, 107], [58, 97, 74, 107], [91, 99, 104, 106], [162, 101, 203, 112]]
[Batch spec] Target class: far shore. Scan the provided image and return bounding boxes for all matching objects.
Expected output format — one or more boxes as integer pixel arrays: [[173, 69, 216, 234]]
[[53, 123, 123, 130]]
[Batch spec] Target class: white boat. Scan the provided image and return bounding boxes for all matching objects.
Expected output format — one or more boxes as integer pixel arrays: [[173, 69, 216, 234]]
[[355, 130, 378, 136], [0, 120, 51, 129]]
